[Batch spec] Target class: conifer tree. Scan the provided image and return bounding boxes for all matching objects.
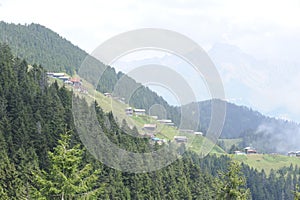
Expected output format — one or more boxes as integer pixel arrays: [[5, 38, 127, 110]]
[[34, 131, 103, 199], [214, 160, 251, 200], [294, 184, 300, 200]]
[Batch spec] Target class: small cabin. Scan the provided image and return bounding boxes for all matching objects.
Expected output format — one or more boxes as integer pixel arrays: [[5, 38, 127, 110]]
[[288, 151, 297, 157], [157, 119, 172, 124], [52, 73, 65, 78], [174, 136, 188, 143], [143, 124, 157, 132], [134, 109, 146, 116], [157, 119, 174, 126], [234, 151, 246, 155], [125, 107, 133, 116], [104, 93, 112, 97], [194, 132, 203, 136], [69, 78, 82, 86], [244, 147, 257, 154], [58, 76, 70, 81]]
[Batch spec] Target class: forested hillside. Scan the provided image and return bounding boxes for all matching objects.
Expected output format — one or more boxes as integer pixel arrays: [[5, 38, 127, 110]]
[[0, 43, 238, 199], [0, 22, 86, 74], [1, 43, 300, 199], [0, 21, 181, 125], [2, 21, 299, 156]]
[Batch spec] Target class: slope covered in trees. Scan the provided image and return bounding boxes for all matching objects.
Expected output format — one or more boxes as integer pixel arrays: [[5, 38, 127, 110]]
[[1, 43, 300, 199], [0, 21, 86, 74], [0, 21, 181, 125]]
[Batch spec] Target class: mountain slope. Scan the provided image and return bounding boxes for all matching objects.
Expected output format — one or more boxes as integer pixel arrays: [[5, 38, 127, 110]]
[[2, 21, 299, 155], [196, 99, 300, 153], [0, 21, 87, 74], [0, 21, 181, 125]]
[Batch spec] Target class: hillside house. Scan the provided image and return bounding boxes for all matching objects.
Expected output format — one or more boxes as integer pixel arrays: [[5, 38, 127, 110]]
[[69, 78, 82, 86], [104, 93, 112, 97], [125, 107, 133, 116], [143, 124, 157, 132], [288, 151, 297, 157], [157, 119, 172, 124], [58, 76, 70, 81], [46, 72, 55, 77], [49, 72, 65, 78], [194, 132, 203, 136], [64, 80, 73, 85], [174, 136, 188, 143], [244, 147, 257, 154], [234, 151, 246, 155], [134, 109, 146, 116], [157, 119, 175, 126]]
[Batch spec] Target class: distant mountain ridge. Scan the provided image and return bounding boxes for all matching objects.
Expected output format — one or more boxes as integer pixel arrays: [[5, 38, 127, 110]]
[[196, 99, 300, 153]]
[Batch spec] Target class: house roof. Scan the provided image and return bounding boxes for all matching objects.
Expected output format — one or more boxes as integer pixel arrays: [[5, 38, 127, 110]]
[[194, 132, 203, 135], [125, 107, 132, 111], [143, 124, 157, 128], [69, 78, 81, 83], [152, 137, 161, 141], [134, 109, 146, 112], [52, 73, 65, 76], [157, 119, 172, 123], [174, 136, 187, 139]]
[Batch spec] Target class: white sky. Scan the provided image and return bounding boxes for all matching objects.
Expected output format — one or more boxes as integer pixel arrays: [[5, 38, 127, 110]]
[[1, 0, 299, 60], [1, 0, 300, 121]]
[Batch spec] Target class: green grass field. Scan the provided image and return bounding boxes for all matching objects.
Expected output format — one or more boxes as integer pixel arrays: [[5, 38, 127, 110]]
[[232, 154, 300, 174]]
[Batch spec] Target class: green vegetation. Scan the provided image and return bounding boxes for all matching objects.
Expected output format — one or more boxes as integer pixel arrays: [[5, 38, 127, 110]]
[[218, 138, 242, 152], [214, 160, 251, 200], [2, 21, 299, 156], [34, 131, 103, 199], [1, 23, 300, 199], [294, 185, 300, 200], [0, 43, 232, 199], [0, 21, 88, 74], [233, 154, 300, 175]]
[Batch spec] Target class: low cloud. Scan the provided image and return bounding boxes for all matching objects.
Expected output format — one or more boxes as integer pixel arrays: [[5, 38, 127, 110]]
[[254, 121, 300, 153]]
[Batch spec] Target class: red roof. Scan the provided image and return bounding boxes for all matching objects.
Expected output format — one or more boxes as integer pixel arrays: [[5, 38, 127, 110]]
[[69, 78, 81, 83]]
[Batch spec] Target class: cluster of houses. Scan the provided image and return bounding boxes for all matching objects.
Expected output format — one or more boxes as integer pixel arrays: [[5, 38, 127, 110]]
[[124, 106, 204, 145], [288, 151, 300, 157], [125, 107, 146, 116], [234, 147, 257, 155], [47, 72, 87, 94], [234, 148, 300, 157], [142, 123, 190, 144]]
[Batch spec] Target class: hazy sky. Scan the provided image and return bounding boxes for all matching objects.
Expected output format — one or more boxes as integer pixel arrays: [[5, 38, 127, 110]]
[[1, 0, 300, 121], [1, 0, 299, 61]]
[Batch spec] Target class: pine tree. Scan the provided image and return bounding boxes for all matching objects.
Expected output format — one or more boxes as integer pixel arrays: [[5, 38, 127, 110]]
[[294, 184, 300, 200], [214, 160, 251, 200], [34, 131, 103, 199]]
